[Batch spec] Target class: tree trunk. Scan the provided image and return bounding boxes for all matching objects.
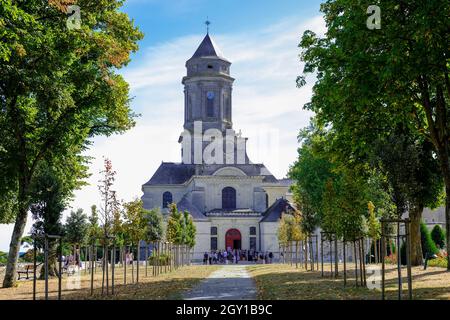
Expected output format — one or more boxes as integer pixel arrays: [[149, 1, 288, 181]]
[[39, 241, 59, 280], [409, 204, 424, 266], [446, 186, 450, 271], [420, 80, 450, 271], [334, 237, 338, 276], [373, 239, 378, 264], [3, 204, 28, 288]]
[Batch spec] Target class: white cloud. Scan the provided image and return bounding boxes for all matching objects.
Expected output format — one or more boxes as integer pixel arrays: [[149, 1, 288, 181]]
[[0, 15, 324, 252]]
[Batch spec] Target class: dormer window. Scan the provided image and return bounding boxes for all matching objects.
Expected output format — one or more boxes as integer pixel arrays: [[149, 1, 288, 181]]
[[207, 64, 214, 69]]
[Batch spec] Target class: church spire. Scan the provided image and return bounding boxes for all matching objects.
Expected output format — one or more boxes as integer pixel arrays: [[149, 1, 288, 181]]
[[190, 33, 228, 61]]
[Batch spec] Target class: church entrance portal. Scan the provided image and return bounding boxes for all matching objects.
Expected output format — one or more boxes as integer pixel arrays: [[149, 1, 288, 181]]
[[225, 229, 241, 250]]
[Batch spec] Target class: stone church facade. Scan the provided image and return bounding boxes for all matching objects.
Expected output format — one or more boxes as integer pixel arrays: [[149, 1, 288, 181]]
[[142, 32, 294, 260]]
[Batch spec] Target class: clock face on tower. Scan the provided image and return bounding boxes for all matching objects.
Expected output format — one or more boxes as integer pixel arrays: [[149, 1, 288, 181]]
[[207, 91, 215, 100]]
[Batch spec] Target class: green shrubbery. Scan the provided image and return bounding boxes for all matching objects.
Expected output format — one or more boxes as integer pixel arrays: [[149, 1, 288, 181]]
[[0, 251, 7, 265], [398, 222, 440, 265], [148, 253, 171, 266], [421, 222, 439, 259], [428, 255, 448, 268], [431, 225, 446, 249]]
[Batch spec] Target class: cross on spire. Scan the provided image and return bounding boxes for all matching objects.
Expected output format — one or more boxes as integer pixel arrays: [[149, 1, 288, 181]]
[[205, 18, 211, 34]]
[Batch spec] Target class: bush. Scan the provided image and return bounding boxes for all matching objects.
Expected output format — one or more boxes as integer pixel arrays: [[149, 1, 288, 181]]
[[420, 222, 439, 259], [0, 251, 7, 265], [431, 225, 446, 249], [427, 251, 448, 268], [148, 253, 171, 266], [390, 241, 396, 255]]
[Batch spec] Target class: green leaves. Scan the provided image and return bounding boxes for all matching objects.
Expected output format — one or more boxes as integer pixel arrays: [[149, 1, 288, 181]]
[[64, 208, 89, 245], [145, 209, 164, 242], [122, 199, 148, 245], [166, 204, 197, 247]]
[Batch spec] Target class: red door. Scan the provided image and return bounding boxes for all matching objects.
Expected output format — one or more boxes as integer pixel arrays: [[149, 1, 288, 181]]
[[225, 229, 241, 250]]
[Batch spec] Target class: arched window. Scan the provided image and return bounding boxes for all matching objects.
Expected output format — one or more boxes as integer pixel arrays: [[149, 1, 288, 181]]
[[225, 97, 231, 121], [250, 227, 256, 236], [162, 192, 172, 208], [206, 91, 215, 117], [222, 187, 236, 210]]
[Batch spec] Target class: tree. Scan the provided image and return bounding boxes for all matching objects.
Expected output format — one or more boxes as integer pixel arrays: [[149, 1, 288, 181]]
[[98, 158, 119, 241], [111, 201, 125, 248], [1, 0, 143, 287], [29, 165, 67, 278], [64, 208, 89, 264], [64, 209, 88, 246], [370, 128, 443, 265], [145, 209, 164, 242], [291, 211, 303, 243], [87, 205, 101, 245], [122, 199, 148, 246], [431, 225, 446, 249], [20, 236, 34, 250], [277, 214, 290, 247], [166, 203, 197, 249], [297, 0, 447, 267], [289, 124, 335, 229], [420, 222, 438, 259], [367, 201, 381, 262], [183, 211, 197, 248], [166, 204, 184, 245]]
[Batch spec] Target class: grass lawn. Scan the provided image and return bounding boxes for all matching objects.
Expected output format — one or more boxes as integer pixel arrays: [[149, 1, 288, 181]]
[[0, 265, 219, 300], [247, 263, 450, 300]]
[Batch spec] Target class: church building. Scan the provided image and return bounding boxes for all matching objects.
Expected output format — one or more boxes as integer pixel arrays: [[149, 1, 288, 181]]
[[141, 30, 295, 260]]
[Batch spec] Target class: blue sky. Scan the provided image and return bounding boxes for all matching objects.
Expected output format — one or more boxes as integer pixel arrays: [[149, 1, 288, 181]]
[[122, 0, 323, 48], [0, 0, 325, 252]]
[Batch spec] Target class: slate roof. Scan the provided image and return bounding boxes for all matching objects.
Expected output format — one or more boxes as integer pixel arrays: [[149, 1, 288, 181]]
[[277, 178, 293, 187], [144, 163, 196, 186], [190, 34, 229, 61], [143, 162, 282, 186], [260, 198, 296, 223], [177, 196, 208, 221]]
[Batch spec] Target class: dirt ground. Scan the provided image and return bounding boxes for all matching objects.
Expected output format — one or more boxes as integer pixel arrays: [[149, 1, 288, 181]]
[[248, 263, 450, 300], [2, 262, 449, 300], [0, 264, 219, 300]]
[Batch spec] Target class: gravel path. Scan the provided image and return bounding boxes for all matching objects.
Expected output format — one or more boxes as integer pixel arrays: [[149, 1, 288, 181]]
[[183, 265, 257, 300]]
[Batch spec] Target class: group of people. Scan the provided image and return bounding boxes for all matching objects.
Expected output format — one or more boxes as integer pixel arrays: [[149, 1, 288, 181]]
[[62, 253, 81, 268], [203, 249, 274, 265]]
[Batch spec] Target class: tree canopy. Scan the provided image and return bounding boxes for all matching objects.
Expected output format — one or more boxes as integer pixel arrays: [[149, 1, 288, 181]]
[[1, 0, 143, 287], [295, 0, 448, 266], [166, 204, 197, 247], [64, 208, 88, 245]]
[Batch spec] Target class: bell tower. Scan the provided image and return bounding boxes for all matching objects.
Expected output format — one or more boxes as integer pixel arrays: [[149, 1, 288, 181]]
[[182, 29, 235, 133], [179, 23, 249, 165]]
